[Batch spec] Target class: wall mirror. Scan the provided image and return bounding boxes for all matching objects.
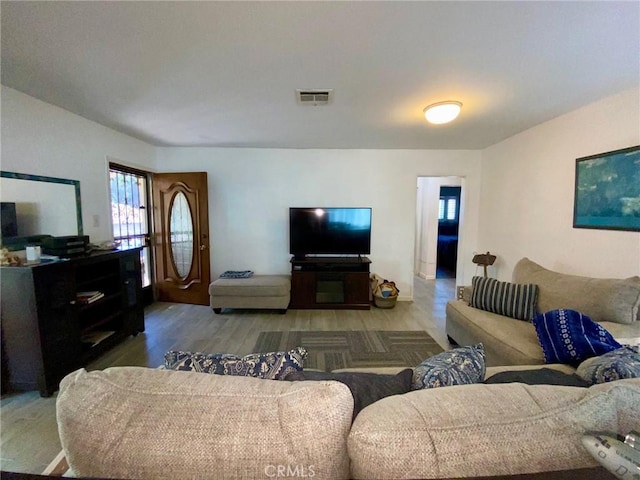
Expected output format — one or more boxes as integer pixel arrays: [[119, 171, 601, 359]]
[[0, 171, 83, 239]]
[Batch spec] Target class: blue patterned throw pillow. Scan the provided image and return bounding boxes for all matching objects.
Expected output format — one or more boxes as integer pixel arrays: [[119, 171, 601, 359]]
[[576, 346, 640, 385], [411, 343, 486, 390], [164, 347, 307, 380], [532, 309, 622, 367]]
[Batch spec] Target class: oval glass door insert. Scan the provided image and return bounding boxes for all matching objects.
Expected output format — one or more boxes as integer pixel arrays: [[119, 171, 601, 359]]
[[169, 192, 194, 278]]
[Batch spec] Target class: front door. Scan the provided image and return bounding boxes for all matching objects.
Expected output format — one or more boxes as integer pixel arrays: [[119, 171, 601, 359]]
[[152, 172, 210, 305]]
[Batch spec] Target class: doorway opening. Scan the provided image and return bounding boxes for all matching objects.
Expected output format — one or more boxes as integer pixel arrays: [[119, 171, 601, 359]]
[[415, 177, 463, 281], [436, 186, 461, 278]]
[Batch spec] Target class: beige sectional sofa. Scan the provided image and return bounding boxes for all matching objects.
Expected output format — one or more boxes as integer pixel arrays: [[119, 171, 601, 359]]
[[446, 257, 640, 366], [57, 365, 640, 480], [55, 257, 640, 479]]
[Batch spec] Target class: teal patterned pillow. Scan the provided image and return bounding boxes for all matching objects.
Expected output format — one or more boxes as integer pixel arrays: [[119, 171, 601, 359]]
[[412, 344, 486, 390], [576, 346, 640, 385], [164, 347, 307, 380]]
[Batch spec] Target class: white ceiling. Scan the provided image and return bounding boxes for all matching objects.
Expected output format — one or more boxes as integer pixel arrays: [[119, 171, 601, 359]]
[[2, 1, 638, 150]]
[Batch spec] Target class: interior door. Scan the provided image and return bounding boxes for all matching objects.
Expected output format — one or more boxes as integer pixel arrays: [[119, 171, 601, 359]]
[[152, 172, 210, 305]]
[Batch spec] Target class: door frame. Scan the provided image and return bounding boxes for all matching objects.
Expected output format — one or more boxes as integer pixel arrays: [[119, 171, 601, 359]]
[[108, 161, 155, 305], [414, 176, 464, 281]]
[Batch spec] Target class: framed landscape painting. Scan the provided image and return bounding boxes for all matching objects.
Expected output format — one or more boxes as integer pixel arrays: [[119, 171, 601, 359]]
[[573, 145, 640, 231]]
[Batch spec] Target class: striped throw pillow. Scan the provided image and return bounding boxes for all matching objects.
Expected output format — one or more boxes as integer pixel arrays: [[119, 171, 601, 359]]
[[470, 276, 539, 321]]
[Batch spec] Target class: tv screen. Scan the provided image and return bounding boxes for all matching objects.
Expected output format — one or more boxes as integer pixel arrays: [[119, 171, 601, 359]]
[[289, 207, 372, 256], [1, 202, 18, 238]]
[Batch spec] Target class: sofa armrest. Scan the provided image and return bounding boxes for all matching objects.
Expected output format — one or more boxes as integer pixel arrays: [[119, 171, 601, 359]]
[[349, 379, 640, 479], [57, 367, 353, 480]]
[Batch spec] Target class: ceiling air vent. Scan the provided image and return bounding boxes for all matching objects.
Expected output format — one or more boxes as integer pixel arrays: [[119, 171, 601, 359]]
[[297, 89, 333, 106]]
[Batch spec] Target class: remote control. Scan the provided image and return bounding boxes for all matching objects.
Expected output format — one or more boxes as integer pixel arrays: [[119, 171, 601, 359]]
[[581, 431, 640, 480]]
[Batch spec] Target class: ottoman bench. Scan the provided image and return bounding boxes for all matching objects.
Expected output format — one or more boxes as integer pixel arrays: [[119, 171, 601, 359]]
[[209, 275, 291, 314]]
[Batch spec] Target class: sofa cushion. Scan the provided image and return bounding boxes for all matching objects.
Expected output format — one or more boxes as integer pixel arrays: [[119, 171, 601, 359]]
[[446, 300, 546, 366], [412, 343, 485, 390], [484, 368, 590, 387], [576, 346, 640, 385], [447, 299, 639, 368], [57, 367, 353, 480], [348, 378, 640, 479], [331, 364, 577, 378], [484, 363, 576, 376], [164, 347, 306, 380], [470, 276, 538, 321], [602, 321, 640, 348], [512, 257, 640, 324], [284, 369, 413, 421], [532, 309, 622, 366]]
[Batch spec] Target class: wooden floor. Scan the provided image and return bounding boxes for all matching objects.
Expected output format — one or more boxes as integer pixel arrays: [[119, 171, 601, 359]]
[[0, 276, 454, 474]]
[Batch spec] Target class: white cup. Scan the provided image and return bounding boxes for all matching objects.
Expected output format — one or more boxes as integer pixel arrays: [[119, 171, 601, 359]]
[[26, 245, 41, 262]]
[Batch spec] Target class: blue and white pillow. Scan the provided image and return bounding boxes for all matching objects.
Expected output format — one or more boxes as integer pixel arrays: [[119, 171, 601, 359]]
[[164, 347, 307, 380], [412, 343, 486, 390], [532, 309, 622, 367], [576, 346, 640, 385]]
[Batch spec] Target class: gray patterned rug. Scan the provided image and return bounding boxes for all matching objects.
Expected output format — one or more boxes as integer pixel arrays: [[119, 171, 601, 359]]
[[252, 330, 444, 371]]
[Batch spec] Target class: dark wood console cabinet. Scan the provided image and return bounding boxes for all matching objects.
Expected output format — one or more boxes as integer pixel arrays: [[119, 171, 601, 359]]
[[289, 256, 371, 310], [0, 248, 144, 396]]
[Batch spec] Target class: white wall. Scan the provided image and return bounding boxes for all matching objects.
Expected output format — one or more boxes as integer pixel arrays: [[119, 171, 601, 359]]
[[1, 86, 157, 242], [156, 148, 482, 298], [9, 83, 635, 293], [479, 87, 640, 279], [415, 176, 463, 280]]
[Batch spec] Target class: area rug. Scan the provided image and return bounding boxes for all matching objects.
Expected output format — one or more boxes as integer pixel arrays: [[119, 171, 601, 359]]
[[252, 330, 444, 371]]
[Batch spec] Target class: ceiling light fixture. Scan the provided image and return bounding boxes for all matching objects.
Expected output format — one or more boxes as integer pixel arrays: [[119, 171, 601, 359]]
[[423, 101, 462, 124]]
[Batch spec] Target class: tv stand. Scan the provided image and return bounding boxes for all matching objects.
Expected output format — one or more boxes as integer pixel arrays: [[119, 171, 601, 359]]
[[289, 256, 371, 310]]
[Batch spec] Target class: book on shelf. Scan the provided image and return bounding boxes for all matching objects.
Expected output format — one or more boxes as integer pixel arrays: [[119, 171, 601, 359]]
[[81, 330, 115, 347], [76, 291, 105, 304]]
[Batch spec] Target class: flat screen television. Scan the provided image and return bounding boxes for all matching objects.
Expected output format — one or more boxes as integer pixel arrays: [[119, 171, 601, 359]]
[[289, 207, 372, 257], [1, 202, 18, 238]]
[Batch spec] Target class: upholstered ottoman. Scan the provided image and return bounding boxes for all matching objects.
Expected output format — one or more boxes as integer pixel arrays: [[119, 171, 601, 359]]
[[209, 275, 291, 313]]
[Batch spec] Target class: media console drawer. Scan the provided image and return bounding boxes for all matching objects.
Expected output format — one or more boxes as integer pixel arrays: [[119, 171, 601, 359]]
[[294, 262, 369, 272]]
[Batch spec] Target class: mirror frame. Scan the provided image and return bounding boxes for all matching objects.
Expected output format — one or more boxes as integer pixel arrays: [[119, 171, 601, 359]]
[[0, 170, 83, 236]]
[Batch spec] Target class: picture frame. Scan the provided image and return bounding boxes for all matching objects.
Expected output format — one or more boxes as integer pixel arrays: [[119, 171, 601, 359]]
[[573, 145, 640, 231]]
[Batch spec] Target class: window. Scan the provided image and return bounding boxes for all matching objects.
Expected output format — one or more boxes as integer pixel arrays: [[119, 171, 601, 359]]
[[109, 164, 152, 288], [438, 196, 458, 221], [446, 198, 456, 220]]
